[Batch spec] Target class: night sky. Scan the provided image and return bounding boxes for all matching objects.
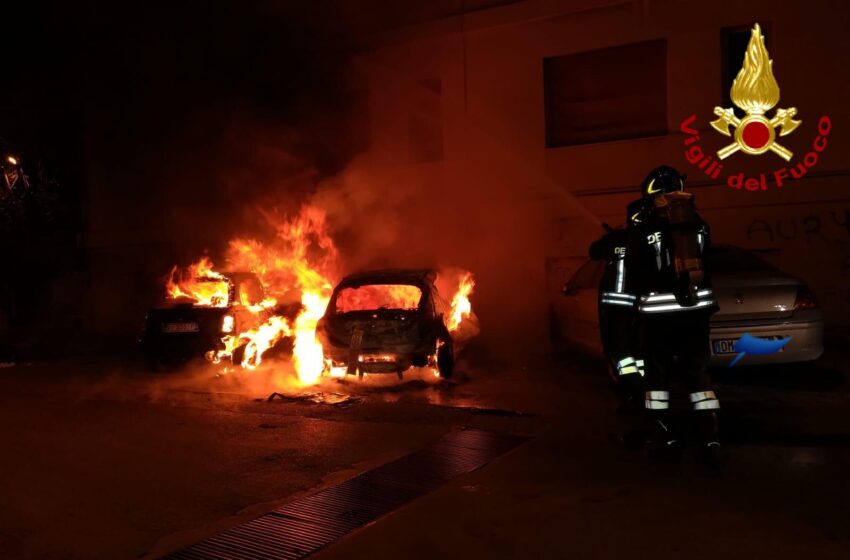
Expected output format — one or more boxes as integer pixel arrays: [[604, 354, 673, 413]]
[[2, 2, 370, 236]]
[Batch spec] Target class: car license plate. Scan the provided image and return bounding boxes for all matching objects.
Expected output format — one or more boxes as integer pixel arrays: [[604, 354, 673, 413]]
[[712, 336, 785, 355], [712, 338, 738, 355], [162, 321, 199, 333]]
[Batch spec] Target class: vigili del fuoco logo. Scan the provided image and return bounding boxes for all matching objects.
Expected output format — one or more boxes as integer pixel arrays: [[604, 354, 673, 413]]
[[679, 23, 832, 191]]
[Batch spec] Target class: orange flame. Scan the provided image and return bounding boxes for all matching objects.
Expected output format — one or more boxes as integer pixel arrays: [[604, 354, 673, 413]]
[[224, 205, 336, 384], [166, 204, 479, 387], [292, 291, 327, 385], [335, 284, 422, 313], [164, 206, 336, 385], [447, 272, 474, 332], [165, 257, 229, 307]]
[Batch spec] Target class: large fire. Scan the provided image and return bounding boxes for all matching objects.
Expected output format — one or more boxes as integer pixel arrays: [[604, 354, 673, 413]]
[[335, 284, 422, 313], [165, 204, 476, 387], [166, 258, 229, 307], [447, 272, 474, 332]]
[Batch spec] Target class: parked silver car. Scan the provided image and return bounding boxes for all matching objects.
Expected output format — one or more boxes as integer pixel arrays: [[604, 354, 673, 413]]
[[551, 245, 823, 366]]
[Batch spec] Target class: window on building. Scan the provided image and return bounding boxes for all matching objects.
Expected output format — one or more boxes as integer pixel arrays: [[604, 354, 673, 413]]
[[721, 23, 772, 112], [544, 39, 668, 148], [409, 78, 443, 163]]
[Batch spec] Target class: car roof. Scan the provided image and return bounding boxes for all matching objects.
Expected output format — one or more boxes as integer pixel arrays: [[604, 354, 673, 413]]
[[337, 268, 437, 288]]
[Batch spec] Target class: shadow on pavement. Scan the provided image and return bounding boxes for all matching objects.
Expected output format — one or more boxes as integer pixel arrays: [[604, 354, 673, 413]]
[[712, 361, 845, 391]]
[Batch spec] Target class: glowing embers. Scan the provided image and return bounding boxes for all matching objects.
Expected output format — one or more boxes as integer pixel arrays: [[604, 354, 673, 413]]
[[328, 363, 348, 379], [166, 257, 230, 307], [335, 284, 422, 313], [358, 353, 397, 364]]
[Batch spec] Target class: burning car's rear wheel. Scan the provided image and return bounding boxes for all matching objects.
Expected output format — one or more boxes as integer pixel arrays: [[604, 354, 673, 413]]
[[436, 338, 454, 378]]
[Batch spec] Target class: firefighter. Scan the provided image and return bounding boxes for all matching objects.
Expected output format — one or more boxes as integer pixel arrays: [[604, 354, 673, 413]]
[[589, 199, 645, 413], [625, 165, 721, 464]]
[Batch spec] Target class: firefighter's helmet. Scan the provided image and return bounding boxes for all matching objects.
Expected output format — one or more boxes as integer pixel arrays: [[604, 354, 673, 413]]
[[641, 165, 685, 199], [627, 198, 646, 226]]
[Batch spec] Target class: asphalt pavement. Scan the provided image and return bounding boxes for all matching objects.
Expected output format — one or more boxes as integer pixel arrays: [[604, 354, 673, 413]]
[[1, 349, 849, 559]]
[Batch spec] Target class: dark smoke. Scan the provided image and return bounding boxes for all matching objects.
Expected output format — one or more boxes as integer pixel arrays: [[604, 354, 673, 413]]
[[1, 2, 368, 347], [4, 2, 563, 364]]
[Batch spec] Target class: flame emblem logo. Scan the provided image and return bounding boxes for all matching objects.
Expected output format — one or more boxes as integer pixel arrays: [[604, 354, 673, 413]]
[[711, 24, 801, 161]]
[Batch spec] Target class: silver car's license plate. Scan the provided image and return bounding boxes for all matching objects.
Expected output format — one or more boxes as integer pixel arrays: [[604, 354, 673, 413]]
[[712, 338, 738, 355], [712, 336, 785, 355], [162, 322, 200, 333]]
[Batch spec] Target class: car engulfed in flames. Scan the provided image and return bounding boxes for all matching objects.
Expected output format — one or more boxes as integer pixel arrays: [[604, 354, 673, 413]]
[[142, 204, 478, 387], [141, 263, 301, 370], [316, 269, 475, 379]]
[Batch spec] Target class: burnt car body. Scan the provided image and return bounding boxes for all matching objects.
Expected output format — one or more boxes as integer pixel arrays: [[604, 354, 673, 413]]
[[316, 269, 455, 378], [141, 272, 295, 367]]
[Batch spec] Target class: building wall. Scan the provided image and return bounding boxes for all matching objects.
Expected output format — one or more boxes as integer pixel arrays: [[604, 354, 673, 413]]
[[359, 0, 850, 349]]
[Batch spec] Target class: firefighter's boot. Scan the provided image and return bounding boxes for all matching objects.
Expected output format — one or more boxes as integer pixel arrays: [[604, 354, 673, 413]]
[[695, 411, 723, 468], [646, 417, 683, 463]]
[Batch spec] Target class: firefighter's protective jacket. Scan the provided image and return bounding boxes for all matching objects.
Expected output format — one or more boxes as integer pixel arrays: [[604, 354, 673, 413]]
[[624, 193, 717, 315], [590, 228, 634, 310], [589, 227, 643, 377]]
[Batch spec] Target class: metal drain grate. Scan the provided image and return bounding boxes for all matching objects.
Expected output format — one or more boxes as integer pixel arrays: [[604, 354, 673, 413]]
[[167, 429, 527, 559]]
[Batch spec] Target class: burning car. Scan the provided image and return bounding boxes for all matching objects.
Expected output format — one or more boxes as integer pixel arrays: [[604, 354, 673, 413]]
[[147, 206, 477, 384], [140, 260, 299, 368], [316, 269, 458, 379]]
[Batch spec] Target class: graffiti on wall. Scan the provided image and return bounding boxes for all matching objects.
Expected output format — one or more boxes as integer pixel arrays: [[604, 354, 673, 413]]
[[743, 206, 850, 319], [746, 208, 850, 245]]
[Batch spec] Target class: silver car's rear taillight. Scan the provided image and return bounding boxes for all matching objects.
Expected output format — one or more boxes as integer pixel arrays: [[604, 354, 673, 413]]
[[793, 286, 819, 310]]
